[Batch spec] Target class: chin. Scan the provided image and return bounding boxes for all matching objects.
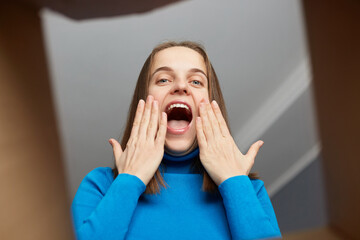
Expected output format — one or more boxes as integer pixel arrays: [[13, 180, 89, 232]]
[[165, 138, 196, 156]]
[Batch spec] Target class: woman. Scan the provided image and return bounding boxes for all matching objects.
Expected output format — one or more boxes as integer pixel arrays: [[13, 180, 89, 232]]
[[72, 41, 282, 240]]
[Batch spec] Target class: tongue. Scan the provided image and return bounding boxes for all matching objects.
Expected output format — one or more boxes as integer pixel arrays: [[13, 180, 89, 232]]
[[168, 120, 189, 129]]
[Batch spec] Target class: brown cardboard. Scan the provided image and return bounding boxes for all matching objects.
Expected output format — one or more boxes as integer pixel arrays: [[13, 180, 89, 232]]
[[302, 0, 360, 238], [0, 3, 74, 240]]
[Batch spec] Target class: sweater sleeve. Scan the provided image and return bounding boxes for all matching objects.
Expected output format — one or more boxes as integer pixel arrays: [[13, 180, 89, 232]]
[[71, 167, 146, 240], [218, 175, 282, 240]]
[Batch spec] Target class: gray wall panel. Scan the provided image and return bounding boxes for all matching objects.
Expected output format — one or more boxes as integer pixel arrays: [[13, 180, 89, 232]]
[[271, 155, 328, 233]]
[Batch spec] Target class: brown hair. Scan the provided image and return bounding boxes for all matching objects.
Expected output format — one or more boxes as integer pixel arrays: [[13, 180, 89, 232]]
[[113, 41, 258, 194]]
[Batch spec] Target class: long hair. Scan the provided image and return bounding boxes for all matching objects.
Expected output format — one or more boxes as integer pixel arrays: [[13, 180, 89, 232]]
[[113, 41, 258, 195]]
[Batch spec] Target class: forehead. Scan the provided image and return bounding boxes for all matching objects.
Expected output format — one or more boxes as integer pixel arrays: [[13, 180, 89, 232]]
[[151, 46, 206, 74]]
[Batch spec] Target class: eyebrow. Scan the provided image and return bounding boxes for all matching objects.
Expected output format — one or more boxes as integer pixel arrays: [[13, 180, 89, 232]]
[[151, 66, 208, 79]]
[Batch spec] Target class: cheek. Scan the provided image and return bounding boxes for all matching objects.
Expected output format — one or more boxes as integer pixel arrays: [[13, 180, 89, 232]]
[[192, 94, 208, 117], [149, 88, 163, 101], [152, 95, 164, 108], [149, 91, 166, 113], [199, 88, 210, 100], [194, 91, 210, 104]]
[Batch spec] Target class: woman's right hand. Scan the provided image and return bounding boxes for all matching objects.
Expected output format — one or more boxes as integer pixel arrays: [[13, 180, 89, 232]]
[[109, 95, 167, 186]]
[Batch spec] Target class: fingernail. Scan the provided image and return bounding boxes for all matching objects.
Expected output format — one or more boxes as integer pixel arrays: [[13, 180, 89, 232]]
[[153, 100, 158, 107], [108, 139, 113, 145], [259, 141, 264, 147], [212, 100, 218, 107]]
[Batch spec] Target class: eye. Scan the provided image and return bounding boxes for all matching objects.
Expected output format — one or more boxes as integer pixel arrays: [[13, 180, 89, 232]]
[[157, 79, 169, 84], [191, 80, 202, 86]]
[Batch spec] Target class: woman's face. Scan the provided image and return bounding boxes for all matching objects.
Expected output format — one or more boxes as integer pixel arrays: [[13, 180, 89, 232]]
[[148, 46, 210, 155]]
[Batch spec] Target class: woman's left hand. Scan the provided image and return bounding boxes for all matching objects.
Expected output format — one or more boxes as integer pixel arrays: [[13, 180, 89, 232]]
[[196, 100, 264, 186]]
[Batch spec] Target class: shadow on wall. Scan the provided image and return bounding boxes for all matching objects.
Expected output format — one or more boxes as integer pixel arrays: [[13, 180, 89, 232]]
[[271, 155, 328, 233]]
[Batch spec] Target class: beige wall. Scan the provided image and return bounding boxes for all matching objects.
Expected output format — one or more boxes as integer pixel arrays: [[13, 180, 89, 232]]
[[0, 3, 74, 240]]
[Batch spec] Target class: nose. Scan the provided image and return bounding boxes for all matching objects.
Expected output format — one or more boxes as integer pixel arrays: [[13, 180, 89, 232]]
[[171, 79, 189, 95]]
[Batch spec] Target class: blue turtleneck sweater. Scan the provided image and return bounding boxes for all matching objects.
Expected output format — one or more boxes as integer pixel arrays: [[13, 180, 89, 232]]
[[71, 148, 281, 240]]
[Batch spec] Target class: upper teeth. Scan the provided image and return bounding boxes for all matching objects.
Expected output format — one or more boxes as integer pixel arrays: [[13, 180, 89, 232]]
[[168, 103, 190, 111]]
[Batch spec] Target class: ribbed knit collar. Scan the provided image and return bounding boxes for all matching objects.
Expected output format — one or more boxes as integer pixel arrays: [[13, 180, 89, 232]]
[[163, 147, 199, 162], [161, 147, 200, 174]]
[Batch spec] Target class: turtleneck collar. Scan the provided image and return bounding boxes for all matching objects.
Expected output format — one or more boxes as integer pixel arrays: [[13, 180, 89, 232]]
[[160, 147, 200, 174], [163, 147, 199, 162]]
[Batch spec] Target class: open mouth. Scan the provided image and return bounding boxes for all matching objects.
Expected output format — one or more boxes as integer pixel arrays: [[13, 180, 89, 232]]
[[165, 101, 193, 134]]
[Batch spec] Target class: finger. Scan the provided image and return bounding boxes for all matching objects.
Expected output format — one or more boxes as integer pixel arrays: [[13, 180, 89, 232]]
[[139, 95, 154, 138], [109, 138, 123, 160], [147, 100, 159, 139], [155, 112, 167, 145], [199, 101, 214, 140], [130, 99, 145, 139], [246, 140, 264, 161], [196, 117, 207, 148], [211, 100, 230, 137], [207, 100, 222, 137]]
